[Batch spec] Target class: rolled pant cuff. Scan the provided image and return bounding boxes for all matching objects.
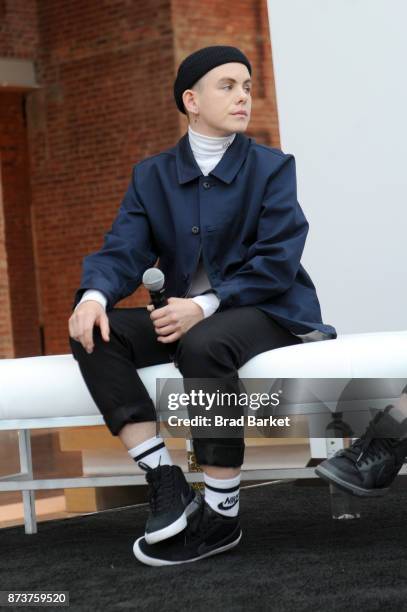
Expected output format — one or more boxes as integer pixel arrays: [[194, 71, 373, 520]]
[[104, 402, 157, 436], [193, 439, 245, 467]]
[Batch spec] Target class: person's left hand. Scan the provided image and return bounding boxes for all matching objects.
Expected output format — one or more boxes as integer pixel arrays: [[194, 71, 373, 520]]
[[147, 297, 204, 343]]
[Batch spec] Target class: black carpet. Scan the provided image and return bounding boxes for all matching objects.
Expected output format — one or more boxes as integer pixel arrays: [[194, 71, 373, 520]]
[[2, 480, 407, 612]]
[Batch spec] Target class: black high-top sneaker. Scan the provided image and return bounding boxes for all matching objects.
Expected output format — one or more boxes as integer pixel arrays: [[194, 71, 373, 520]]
[[139, 462, 198, 544], [315, 405, 407, 496], [133, 496, 242, 567]]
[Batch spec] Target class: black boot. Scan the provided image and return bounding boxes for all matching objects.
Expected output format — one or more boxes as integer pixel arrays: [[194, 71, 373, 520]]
[[139, 462, 198, 543], [315, 405, 407, 496], [133, 496, 242, 566]]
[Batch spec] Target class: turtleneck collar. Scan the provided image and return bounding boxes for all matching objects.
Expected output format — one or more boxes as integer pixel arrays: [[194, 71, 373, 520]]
[[188, 125, 236, 159]]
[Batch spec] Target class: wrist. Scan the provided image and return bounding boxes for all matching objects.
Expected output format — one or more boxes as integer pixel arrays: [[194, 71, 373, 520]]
[[189, 299, 204, 318], [76, 299, 104, 311]]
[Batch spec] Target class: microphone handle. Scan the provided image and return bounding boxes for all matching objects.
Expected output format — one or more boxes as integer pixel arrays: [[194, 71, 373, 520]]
[[149, 287, 168, 309], [148, 287, 179, 365]]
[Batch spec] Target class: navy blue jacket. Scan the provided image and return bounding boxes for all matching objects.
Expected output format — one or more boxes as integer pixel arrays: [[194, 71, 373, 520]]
[[74, 131, 336, 338]]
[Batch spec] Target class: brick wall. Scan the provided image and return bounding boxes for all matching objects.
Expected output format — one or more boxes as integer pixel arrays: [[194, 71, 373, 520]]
[[0, 155, 13, 358], [0, 0, 280, 356], [0, 0, 39, 357], [0, 0, 39, 58], [28, 0, 177, 354], [0, 91, 40, 357]]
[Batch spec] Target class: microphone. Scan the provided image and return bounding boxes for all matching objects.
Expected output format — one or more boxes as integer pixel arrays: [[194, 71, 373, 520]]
[[142, 268, 168, 309], [143, 268, 179, 364]]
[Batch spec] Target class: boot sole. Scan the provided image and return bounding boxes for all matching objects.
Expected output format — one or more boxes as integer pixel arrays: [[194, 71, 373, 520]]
[[144, 492, 201, 544], [133, 530, 242, 567], [315, 464, 390, 497]]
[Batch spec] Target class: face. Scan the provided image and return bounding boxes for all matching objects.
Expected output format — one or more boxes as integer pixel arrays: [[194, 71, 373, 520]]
[[182, 62, 252, 137]]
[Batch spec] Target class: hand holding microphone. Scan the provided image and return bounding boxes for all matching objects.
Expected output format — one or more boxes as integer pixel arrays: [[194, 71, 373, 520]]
[[143, 268, 204, 346]]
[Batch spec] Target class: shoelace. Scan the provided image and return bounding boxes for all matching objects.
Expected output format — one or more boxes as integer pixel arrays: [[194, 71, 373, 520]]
[[341, 416, 396, 466], [138, 462, 176, 514], [342, 437, 395, 466]]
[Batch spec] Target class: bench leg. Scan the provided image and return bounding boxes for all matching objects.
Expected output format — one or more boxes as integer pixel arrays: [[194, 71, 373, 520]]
[[18, 430, 37, 534], [326, 435, 361, 520], [329, 483, 361, 520]]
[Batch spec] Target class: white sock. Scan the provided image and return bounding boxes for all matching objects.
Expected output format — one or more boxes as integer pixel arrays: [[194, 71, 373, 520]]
[[127, 435, 172, 469], [204, 473, 241, 517]]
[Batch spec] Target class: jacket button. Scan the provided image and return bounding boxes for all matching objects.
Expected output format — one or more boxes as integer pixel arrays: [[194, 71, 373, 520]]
[[202, 181, 212, 189], [182, 273, 189, 281], [191, 226, 200, 234]]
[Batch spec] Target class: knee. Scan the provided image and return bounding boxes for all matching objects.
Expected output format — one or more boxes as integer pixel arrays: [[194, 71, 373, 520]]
[[68, 325, 103, 361], [175, 327, 233, 370], [176, 328, 212, 363], [68, 308, 124, 356]]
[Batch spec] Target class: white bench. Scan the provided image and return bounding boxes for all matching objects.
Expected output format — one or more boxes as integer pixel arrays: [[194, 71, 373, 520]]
[[1, 330, 406, 533]]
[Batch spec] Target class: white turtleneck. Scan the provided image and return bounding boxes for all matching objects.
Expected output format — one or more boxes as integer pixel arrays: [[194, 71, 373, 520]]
[[187, 125, 236, 177], [78, 126, 236, 318]]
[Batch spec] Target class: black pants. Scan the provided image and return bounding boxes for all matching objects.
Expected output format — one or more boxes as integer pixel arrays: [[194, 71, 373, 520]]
[[69, 306, 301, 467]]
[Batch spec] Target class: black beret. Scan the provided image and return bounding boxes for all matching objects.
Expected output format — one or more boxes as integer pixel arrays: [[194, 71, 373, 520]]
[[174, 45, 252, 115]]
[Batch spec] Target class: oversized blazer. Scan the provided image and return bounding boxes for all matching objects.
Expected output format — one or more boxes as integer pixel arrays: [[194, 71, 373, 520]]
[[74, 131, 336, 338]]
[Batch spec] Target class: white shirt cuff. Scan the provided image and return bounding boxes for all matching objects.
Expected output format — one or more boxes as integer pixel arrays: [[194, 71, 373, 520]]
[[191, 293, 220, 318], [76, 289, 107, 310]]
